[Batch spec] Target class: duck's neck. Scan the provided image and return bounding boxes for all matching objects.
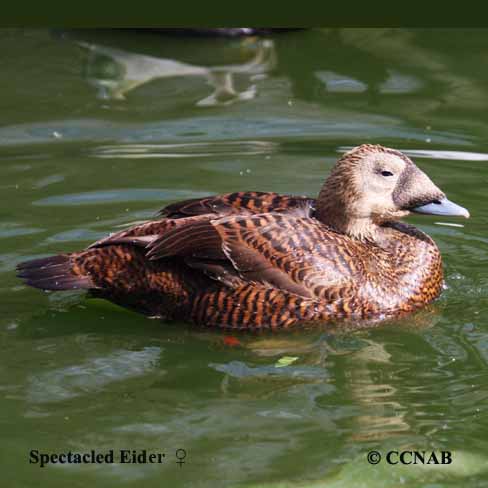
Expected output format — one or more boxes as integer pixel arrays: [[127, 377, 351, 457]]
[[315, 175, 379, 242], [315, 202, 379, 241]]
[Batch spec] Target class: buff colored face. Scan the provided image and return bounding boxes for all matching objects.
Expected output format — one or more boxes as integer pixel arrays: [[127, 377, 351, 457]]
[[347, 150, 468, 221]]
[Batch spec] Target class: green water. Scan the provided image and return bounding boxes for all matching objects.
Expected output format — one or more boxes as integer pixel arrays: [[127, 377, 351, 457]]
[[2, 28, 488, 487]]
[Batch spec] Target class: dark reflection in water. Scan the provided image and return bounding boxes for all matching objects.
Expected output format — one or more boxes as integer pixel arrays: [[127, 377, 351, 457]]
[[1, 28, 488, 487]]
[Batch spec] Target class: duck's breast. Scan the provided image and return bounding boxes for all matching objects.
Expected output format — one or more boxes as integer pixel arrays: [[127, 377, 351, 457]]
[[358, 223, 443, 313]]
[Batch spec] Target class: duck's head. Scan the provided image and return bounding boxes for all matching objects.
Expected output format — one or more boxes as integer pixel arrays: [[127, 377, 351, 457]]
[[316, 144, 469, 239]]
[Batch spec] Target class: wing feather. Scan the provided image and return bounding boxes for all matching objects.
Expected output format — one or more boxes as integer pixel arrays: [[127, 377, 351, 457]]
[[159, 191, 315, 218]]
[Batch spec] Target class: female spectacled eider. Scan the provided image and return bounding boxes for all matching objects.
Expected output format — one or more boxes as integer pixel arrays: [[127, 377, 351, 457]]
[[17, 144, 469, 329]]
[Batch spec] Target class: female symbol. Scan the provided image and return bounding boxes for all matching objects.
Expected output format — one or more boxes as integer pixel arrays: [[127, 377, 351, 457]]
[[175, 448, 187, 467]]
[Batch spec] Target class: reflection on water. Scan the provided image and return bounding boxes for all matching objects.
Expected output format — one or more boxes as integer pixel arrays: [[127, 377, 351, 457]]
[[345, 340, 411, 442], [315, 69, 422, 95], [27, 347, 162, 404], [91, 140, 279, 160], [80, 37, 276, 106], [2, 28, 488, 487]]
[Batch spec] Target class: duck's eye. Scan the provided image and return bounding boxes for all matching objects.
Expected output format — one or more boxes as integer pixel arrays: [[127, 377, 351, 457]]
[[380, 170, 394, 177]]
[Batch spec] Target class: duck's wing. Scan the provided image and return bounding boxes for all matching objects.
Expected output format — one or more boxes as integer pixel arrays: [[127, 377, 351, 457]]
[[159, 191, 316, 219], [89, 192, 315, 249], [146, 211, 362, 299], [87, 215, 212, 249]]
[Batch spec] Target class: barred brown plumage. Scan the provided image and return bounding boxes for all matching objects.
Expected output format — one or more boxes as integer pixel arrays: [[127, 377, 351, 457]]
[[16, 144, 469, 329]]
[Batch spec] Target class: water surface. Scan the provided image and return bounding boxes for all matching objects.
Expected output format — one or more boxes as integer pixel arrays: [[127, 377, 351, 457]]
[[2, 28, 488, 487]]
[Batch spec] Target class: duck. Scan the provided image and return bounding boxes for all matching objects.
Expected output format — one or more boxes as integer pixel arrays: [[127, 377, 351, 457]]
[[17, 144, 469, 329]]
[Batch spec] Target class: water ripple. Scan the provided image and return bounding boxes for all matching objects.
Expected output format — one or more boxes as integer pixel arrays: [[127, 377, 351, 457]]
[[90, 140, 279, 159], [32, 188, 210, 206], [0, 116, 473, 148], [209, 360, 328, 381], [0, 223, 44, 239], [27, 347, 162, 403]]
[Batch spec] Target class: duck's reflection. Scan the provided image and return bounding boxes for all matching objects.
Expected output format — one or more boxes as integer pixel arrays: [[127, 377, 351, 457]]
[[79, 38, 276, 106], [346, 339, 411, 441], [242, 311, 441, 442]]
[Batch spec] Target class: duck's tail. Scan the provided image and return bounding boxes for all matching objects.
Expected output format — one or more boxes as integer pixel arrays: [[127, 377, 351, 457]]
[[16, 254, 95, 291]]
